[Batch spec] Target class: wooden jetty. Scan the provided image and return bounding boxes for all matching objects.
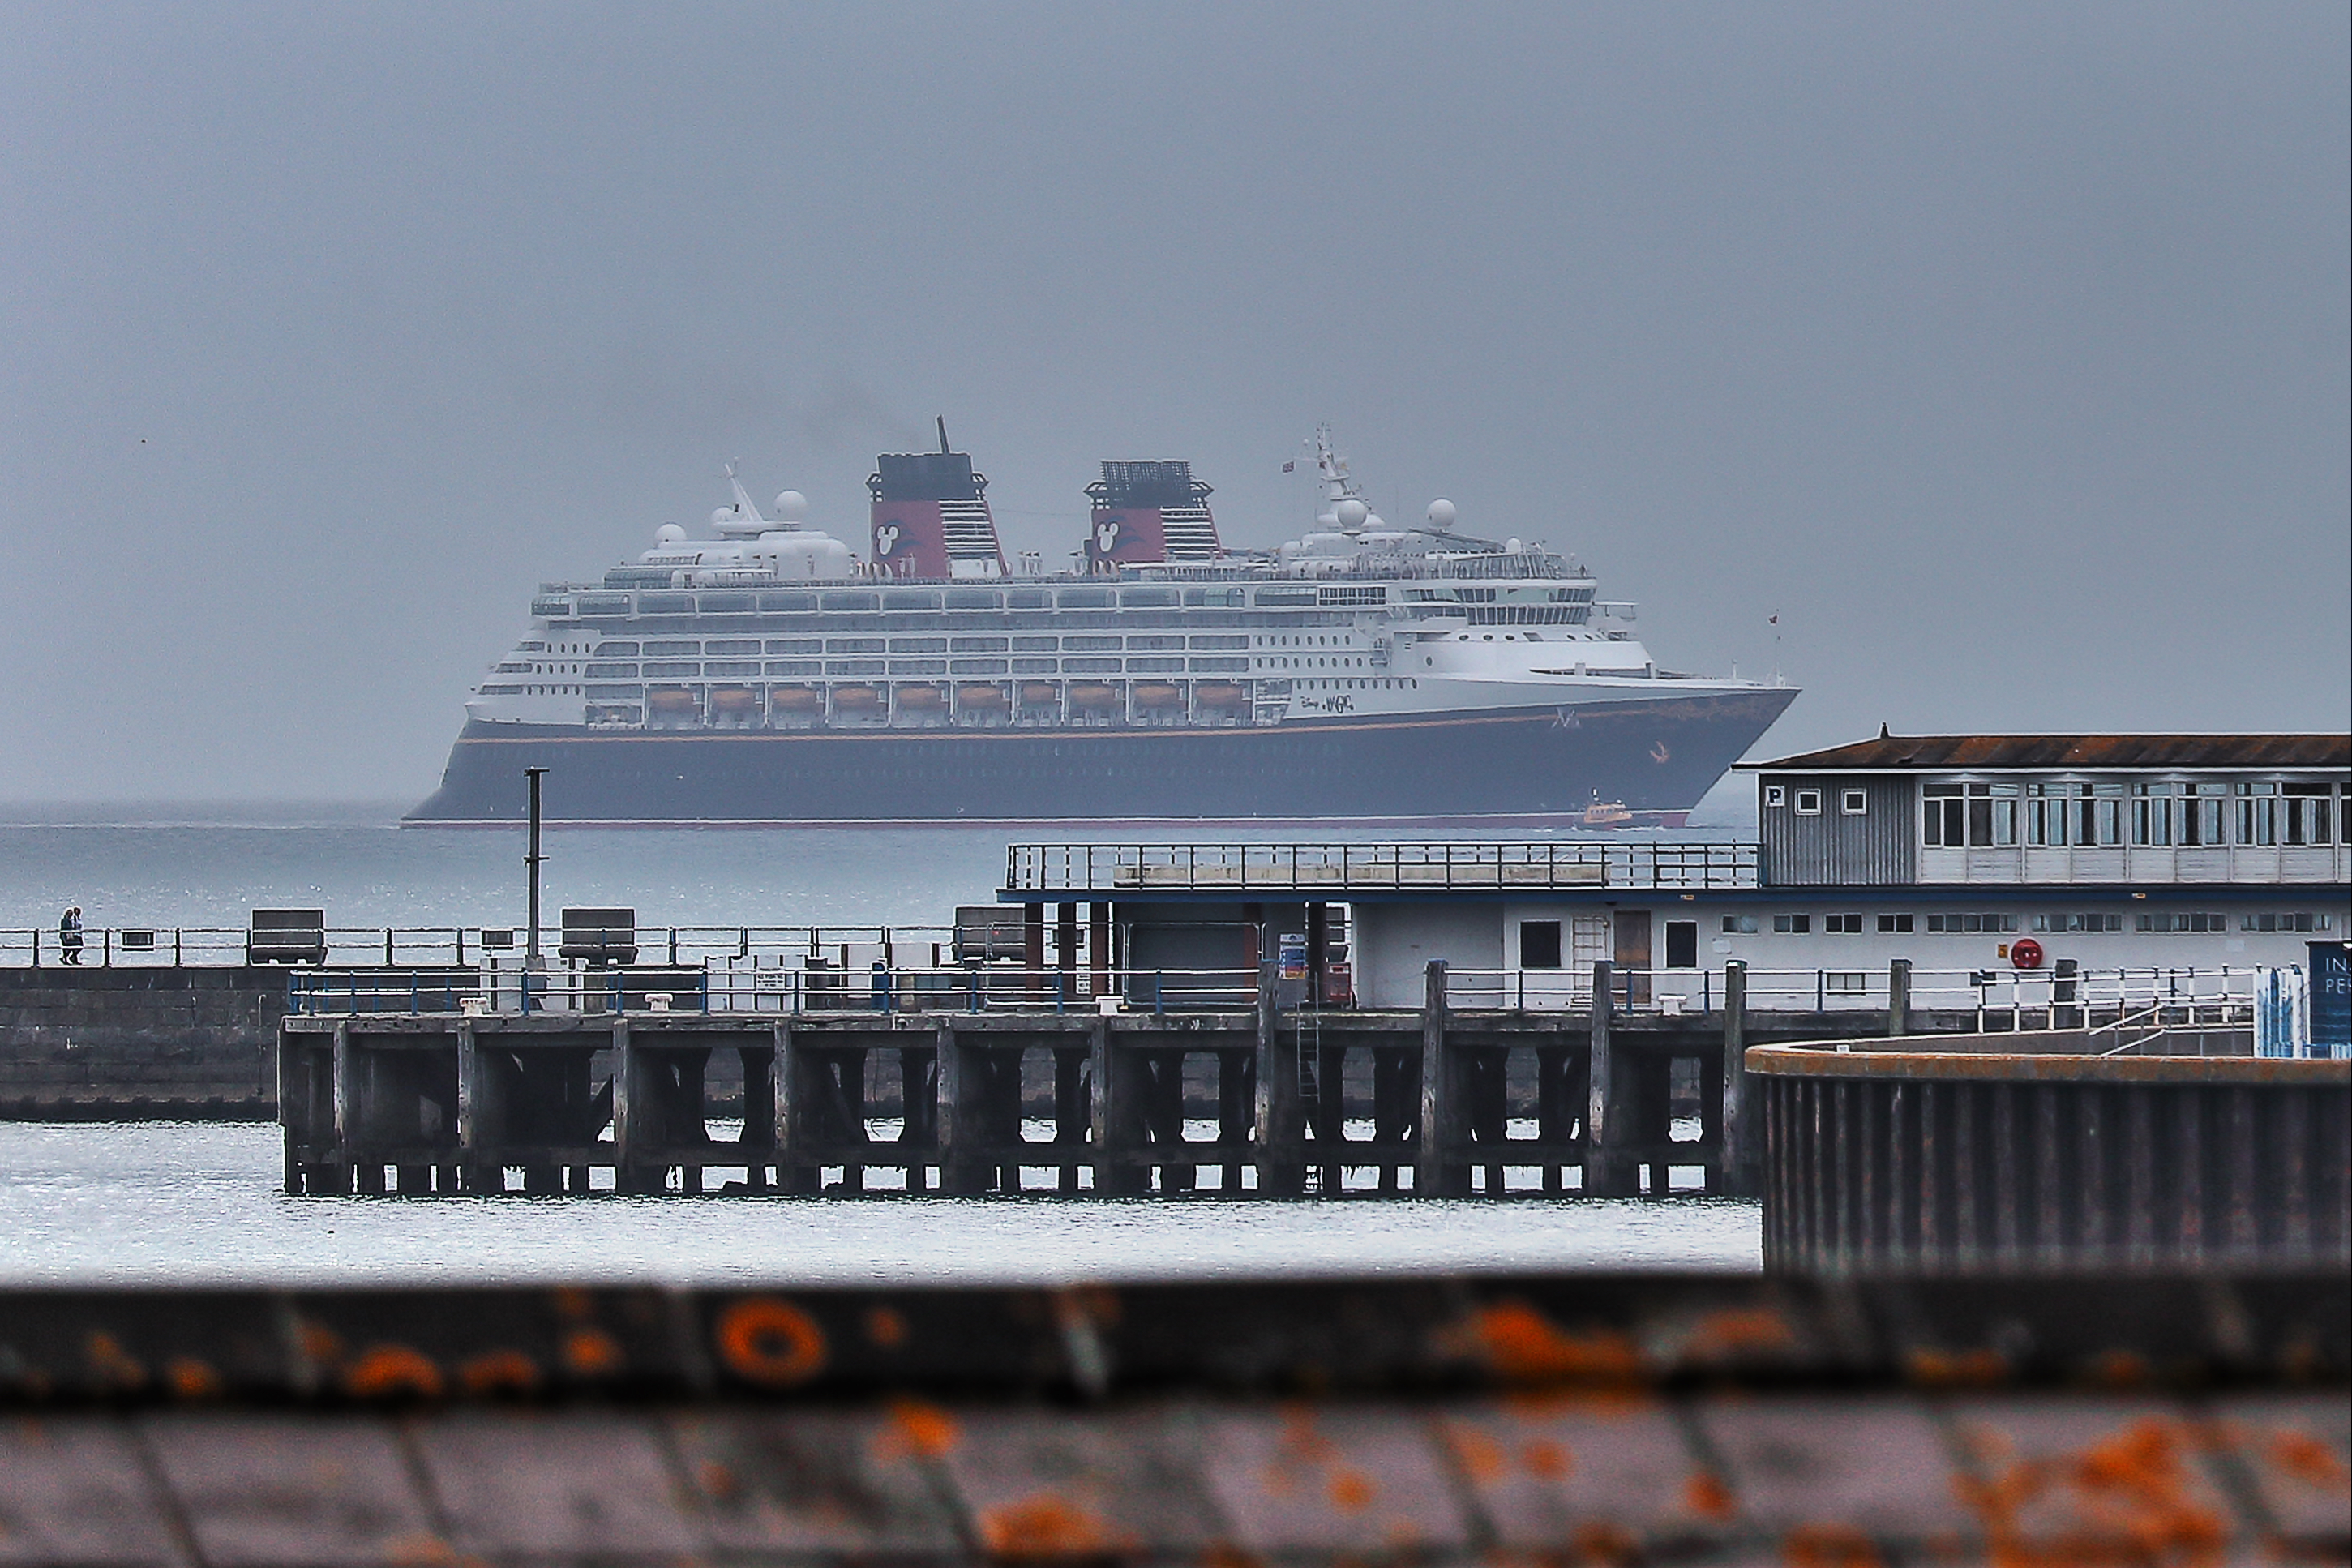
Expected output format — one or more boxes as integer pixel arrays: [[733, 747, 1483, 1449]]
[[281, 960, 1969, 1199]]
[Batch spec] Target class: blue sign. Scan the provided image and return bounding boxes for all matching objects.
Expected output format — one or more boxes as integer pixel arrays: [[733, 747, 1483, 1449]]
[[2312, 940, 2352, 1057]]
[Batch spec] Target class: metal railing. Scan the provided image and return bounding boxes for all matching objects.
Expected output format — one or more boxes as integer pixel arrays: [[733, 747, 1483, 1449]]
[[288, 962, 1262, 1018], [2, 923, 971, 971], [1005, 841, 1760, 895]]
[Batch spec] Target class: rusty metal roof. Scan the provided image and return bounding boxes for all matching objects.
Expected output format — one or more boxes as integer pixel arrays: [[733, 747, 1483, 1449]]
[[1744, 733, 2351, 772]]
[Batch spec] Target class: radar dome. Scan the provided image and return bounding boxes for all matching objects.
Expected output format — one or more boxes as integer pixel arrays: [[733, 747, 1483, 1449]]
[[711, 507, 738, 528], [656, 523, 687, 546], [1335, 499, 1369, 529], [1506, 538, 1523, 555], [1426, 499, 1457, 529], [773, 490, 809, 522]]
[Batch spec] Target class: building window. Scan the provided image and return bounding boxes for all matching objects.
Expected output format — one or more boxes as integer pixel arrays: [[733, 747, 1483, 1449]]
[[1794, 790, 1822, 816], [2236, 784, 2278, 847], [1924, 782, 2016, 846], [1841, 790, 1867, 815], [1664, 921, 1699, 968], [2182, 784, 2227, 846], [1519, 920, 1562, 970], [2243, 912, 2335, 932], [1764, 785, 1785, 808], [1720, 915, 1758, 934], [1772, 914, 1810, 933], [1825, 972, 1868, 995], [1877, 913, 1914, 933], [1927, 913, 2020, 934], [2033, 914, 2123, 932], [2138, 911, 2230, 933], [1824, 913, 1864, 933], [2284, 785, 2335, 845]]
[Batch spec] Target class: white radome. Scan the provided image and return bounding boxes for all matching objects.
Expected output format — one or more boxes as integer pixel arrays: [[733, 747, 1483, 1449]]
[[774, 490, 809, 521], [1335, 499, 1369, 529], [656, 523, 687, 546], [1427, 499, 1457, 529]]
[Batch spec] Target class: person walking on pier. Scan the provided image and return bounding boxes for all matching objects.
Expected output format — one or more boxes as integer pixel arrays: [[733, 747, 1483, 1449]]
[[58, 906, 84, 966]]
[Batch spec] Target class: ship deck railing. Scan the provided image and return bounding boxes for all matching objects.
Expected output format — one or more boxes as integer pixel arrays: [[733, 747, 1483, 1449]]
[[1005, 841, 1760, 896]]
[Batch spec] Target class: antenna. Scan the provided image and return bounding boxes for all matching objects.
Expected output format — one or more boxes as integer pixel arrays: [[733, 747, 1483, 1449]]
[[937, 416, 951, 455]]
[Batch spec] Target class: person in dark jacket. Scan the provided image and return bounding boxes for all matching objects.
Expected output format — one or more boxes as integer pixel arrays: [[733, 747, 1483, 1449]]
[[59, 906, 84, 965]]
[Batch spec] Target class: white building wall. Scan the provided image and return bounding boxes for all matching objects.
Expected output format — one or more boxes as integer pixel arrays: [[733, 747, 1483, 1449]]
[[1353, 903, 1502, 1008]]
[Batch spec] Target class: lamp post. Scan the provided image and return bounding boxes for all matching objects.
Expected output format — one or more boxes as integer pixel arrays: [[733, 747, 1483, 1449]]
[[524, 769, 546, 1002]]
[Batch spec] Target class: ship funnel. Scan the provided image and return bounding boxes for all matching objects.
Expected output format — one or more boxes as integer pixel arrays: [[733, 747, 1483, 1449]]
[[868, 430, 1005, 580], [1083, 461, 1220, 568]]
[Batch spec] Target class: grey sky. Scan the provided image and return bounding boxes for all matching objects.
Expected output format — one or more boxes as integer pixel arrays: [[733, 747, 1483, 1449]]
[[3, 2, 2345, 803]]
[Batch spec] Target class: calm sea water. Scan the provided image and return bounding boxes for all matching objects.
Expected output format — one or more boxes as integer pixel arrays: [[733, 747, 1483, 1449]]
[[0, 806, 1760, 1283]]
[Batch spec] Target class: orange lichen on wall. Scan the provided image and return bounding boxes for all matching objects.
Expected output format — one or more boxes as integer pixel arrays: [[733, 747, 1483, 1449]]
[[83, 1330, 148, 1392], [1783, 1521, 1884, 1568], [976, 1493, 1135, 1555], [456, 1349, 541, 1396], [343, 1343, 445, 1399], [1442, 1300, 1647, 1388], [1956, 1416, 2231, 1567], [714, 1297, 829, 1387], [875, 1397, 962, 1461], [165, 1356, 223, 1400]]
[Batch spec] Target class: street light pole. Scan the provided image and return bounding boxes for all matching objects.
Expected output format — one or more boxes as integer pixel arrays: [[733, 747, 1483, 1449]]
[[525, 768, 546, 978]]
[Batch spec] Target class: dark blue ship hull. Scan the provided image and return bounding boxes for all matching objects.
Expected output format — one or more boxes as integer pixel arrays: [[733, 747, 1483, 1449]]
[[404, 689, 1797, 825]]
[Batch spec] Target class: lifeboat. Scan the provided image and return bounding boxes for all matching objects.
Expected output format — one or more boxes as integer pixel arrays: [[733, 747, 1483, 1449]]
[[708, 686, 761, 718], [646, 688, 700, 720], [1018, 682, 1060, 707], [895, 684, 946, 711], [831, 685, 883, 711], [769, 686, 823, 713], [1067, 683, 1121, 711], [1195, 683, 1249, 710], [956, 684, 1009, 709], [1132, 683, 1185, 709]]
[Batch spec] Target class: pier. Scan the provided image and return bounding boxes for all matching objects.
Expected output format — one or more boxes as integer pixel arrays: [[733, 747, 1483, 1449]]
[[276, 953, 2264, 1200]]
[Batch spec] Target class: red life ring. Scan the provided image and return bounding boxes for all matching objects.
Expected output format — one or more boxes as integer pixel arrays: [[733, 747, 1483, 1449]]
[[2011, 938, 2044, 970]]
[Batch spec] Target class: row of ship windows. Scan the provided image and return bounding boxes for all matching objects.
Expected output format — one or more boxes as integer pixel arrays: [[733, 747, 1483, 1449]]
[[545, 585, 1344, 615], [584, 636, 1257, 658], [1720, 911, 2333, 935], [576, 657, 1257, 679]]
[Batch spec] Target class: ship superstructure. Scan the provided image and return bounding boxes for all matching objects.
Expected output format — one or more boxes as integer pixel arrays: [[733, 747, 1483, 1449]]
[[410, 429, 1797, 825]]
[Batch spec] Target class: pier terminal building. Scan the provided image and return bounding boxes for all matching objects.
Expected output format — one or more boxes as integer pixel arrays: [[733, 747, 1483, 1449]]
[[1005, 733, 2350, 1017]]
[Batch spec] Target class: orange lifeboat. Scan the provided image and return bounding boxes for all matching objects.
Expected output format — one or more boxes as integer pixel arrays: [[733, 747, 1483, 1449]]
[[957, 684, 1009, 709], [895, 684, 946, 711], [831, 685, 882, 711], [1132, 683, 1185, 709], [1195, 683, 1249, 710], [646, 688, 700, 720], [1018, 682, 1060, 707], [1067, 683, 1121, 710], [708, 686, 761, 718], [769, 686, 823, 713]]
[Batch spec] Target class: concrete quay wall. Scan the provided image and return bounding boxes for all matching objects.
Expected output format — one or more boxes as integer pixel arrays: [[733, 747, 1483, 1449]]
[[0, 967, 285, 1119]]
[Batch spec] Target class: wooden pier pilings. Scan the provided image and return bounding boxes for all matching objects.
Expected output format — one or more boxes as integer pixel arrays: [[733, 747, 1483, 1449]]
[[281, 962, 1898, 1198], [1752, 1037, 2352, 1272]]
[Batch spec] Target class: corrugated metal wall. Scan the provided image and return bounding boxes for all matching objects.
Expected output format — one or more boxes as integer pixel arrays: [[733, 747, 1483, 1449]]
[[1758, 773, 1916, 885]]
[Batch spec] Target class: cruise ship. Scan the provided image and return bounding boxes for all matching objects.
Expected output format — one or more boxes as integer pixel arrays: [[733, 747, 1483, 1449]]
[[405, 429, 1797, 825]]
